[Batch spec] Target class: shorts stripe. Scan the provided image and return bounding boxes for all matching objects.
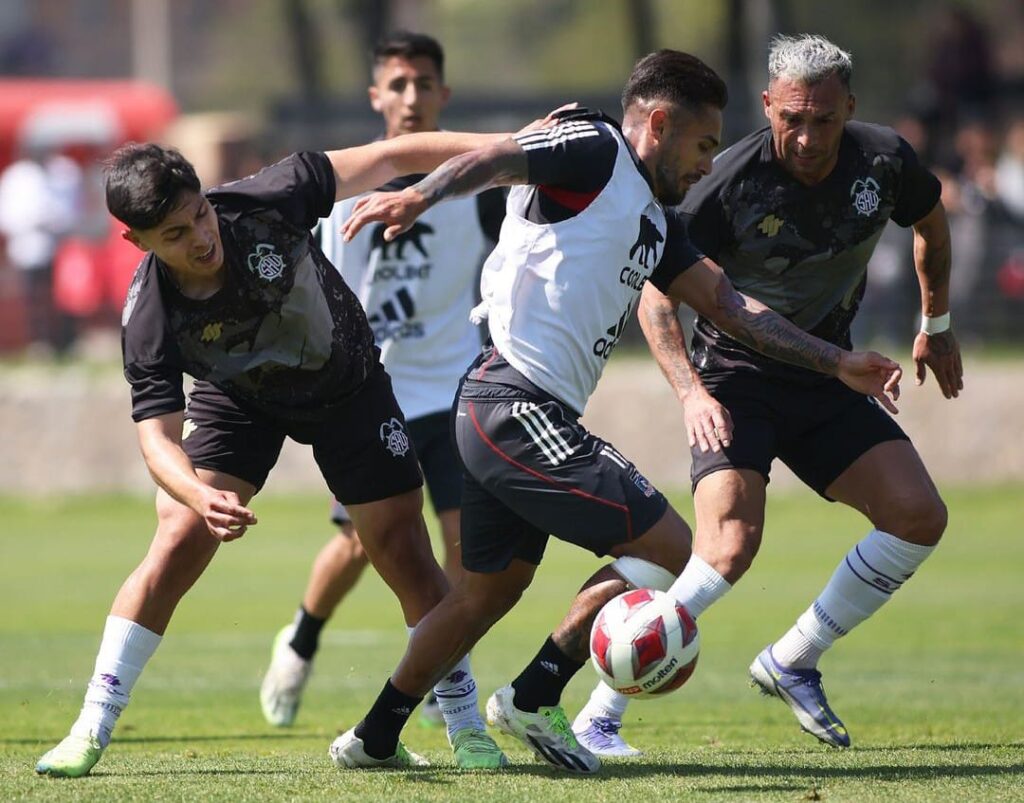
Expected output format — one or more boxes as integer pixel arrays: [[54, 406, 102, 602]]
[[512, 401, 575, 466], [467, 401, 633, 540]]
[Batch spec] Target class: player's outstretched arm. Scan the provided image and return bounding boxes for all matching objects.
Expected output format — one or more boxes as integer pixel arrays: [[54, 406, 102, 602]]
[[340, 138, 529, 243], [325, 131, 513, 204], [136, 413, 257, 541], [664, 258, 902, 413], [638, 283, 733, 453], [910, 200, 963, 399]]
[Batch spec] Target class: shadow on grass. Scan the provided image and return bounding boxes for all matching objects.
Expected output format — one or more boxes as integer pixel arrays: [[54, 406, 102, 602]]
[[3, 732, 322, 746]]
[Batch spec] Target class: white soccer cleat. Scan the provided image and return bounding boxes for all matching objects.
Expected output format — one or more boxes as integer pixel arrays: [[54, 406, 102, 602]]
[[260, 625, 312, 727], [485, 685, 600, 774], [35, 732, 105, 778], [328, 727, 430, 769], [571, 712, 642, 757]]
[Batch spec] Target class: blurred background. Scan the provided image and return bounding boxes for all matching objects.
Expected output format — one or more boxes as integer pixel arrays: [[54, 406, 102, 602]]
[[0, 0, 1021, 496]]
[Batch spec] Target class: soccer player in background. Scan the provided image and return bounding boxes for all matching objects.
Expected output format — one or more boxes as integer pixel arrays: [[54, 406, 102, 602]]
[[330, 49, 904, 774], [573, 34, 958, 755], [259, 32, 504, 742], [33, 125, 532, 777]]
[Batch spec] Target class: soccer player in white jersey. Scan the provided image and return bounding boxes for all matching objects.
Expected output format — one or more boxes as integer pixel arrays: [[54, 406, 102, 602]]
[[328, 50, 903, 774], [258, 33, 504, 766], [572, 35, 958, 755]]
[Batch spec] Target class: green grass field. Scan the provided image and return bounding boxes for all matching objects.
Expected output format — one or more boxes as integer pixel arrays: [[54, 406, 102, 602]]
[[1, 486, 1022, 802]]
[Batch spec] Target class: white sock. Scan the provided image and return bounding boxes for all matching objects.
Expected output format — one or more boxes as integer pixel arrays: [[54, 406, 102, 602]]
[[773, 529, 936, 669], [405, 625, 483, 738], [70, 616, 162, 747], [579, 555, 732, 724], [668, 554, 733, 618]]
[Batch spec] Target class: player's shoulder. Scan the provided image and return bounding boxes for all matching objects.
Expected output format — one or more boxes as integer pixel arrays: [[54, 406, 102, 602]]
[[516, 106, 620, 150], [680, 126, 768, 212], [842, 120, 905, 158], [121, 252, 162, 329]]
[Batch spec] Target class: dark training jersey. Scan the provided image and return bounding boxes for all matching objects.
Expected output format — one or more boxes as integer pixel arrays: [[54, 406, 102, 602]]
[[681, 121, 941, 383], [121, 151, 379, 423]]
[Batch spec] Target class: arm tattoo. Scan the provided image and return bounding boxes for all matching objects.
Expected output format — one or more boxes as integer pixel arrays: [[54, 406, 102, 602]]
[[413, 143, 527, 206], [915, 216, 952, 314], [640, 294, 702, 397], [713, 277, 842, 374]]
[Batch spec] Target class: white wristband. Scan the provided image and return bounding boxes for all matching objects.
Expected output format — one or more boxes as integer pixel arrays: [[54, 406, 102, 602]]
[[920, 312, 951, 335]]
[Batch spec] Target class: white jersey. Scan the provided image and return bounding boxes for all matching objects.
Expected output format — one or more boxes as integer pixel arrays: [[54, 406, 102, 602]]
[[321, 184, 501, 420], [480, 119, 688, 413]]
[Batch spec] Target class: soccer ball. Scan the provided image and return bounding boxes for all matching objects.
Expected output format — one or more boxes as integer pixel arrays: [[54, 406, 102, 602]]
[[589, 588, 699, 697]]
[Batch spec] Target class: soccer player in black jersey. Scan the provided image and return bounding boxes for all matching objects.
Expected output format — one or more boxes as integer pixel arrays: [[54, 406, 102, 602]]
[[574, 34, 960, 753], [33, 127, 526, 778]]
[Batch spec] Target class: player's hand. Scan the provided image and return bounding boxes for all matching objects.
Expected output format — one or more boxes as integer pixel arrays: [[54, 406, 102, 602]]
[[683, 390, 733, 453], [837, 351, 902, 414], [913, 329, 963, 399], [197, 487, 257, 542], [515, 102, 580, 136], [341, 187, 428, 243]]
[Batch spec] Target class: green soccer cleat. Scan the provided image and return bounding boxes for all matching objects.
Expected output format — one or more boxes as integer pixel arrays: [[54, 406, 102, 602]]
[[35, 733, 105, 778], [486, 685, 600, 774], [450, 727, 509, 769]]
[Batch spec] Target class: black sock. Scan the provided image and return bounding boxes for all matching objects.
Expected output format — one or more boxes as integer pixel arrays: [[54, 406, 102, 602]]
[[353, 679, 422, 759], [289, 606, 326, 660], [510, 636, 586, 713]]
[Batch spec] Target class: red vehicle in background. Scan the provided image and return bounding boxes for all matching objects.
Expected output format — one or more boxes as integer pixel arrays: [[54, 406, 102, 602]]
[[0, 79, 178, 352]]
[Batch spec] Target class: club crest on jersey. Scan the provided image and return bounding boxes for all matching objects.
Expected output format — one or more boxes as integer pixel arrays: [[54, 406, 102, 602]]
[[379, 417, 410, 457], [247, 243, 285, 280], [850, 177, 881, 217], [629, 214, 663, 268], [757, 214, 785, 237]]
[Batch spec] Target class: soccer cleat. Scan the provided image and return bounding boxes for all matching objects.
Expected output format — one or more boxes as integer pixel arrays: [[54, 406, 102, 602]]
[[260, 624, 313, 727], [749, 645, 851, 748], [35, 733, 105, 778], [419, 690, 444, 728], [450, 727, 509, 769], [485, 685, 600, 774], [328, 727, 429, 769], [571, 713, 642, 758]]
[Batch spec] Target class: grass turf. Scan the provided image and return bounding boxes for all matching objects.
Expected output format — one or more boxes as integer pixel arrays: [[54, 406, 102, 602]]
[[1, 486, 1021, 801]]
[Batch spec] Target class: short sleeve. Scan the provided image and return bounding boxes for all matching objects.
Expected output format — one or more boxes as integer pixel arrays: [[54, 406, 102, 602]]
[[207, 152, 337, 231], [649, 209, 704, 292], [676, 178, 730, 261], [514, 118, 618, 192], [890, 137, 942, 227]]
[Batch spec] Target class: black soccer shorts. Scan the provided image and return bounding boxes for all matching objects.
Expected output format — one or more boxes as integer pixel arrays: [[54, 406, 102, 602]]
[[690, 370, 910, 499], [330, 409, 461, 525], [181, 367, 422, 505], [454, 382, 668, 573]]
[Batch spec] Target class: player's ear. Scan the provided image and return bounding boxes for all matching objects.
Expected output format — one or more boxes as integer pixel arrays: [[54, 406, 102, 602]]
[[122, 228, 146, 252], [368, 85, 382, 113], [649, 108, 669, 143], [847, 92, 856, 119], [762, 89, 772, 120], [440, 84, 452, 106]]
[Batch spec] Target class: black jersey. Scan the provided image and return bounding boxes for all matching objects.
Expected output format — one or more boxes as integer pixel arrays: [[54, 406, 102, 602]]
[[121, 151, 378, 423], [681, 121, 941, 382]]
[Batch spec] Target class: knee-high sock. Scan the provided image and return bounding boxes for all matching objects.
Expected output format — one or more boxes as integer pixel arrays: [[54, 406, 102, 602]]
[[773, 528, 936, 669], [580, 555, 732, 722], [406, 625, 483, 738], [70, 616, 162, 747]]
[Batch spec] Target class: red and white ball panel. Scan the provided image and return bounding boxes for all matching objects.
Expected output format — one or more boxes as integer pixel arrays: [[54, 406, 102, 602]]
[[589, 588, 699, 697]]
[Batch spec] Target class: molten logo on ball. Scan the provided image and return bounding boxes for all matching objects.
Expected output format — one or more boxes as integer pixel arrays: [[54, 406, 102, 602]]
[[590, 588, 699, 698]]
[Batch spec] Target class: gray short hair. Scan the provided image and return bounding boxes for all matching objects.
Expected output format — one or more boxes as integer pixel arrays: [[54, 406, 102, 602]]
[[768, 34, 852, 89]]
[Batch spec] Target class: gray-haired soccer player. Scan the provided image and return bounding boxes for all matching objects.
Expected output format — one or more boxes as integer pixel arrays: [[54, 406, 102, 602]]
[[574, 34, 957, 755]]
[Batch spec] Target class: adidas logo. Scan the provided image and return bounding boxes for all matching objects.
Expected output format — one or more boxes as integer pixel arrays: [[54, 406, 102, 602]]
[[540, 660, 561, 676], [593, 302, 633, 360], [368, 286, 424, 341]]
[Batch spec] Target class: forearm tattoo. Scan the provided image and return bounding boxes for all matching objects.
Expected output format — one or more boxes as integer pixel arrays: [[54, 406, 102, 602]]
[[916, 219, 952, 312], [413, 144, 527, 206], [641, 296, 701, 395], [713, 277, 841, 374]]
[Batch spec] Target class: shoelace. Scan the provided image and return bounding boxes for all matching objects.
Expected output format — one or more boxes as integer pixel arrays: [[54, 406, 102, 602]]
[[592, 717, 623, 737]]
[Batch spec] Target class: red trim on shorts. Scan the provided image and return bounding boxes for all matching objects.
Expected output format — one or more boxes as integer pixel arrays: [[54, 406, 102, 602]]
[[538, 184, 601, 212], [467, 400, 633, 540], [475, 347, 500, 379]]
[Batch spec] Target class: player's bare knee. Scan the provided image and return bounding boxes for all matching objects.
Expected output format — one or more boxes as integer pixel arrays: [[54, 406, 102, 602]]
[[883, 492, 947, 546], [701, 518, 761, 579]]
